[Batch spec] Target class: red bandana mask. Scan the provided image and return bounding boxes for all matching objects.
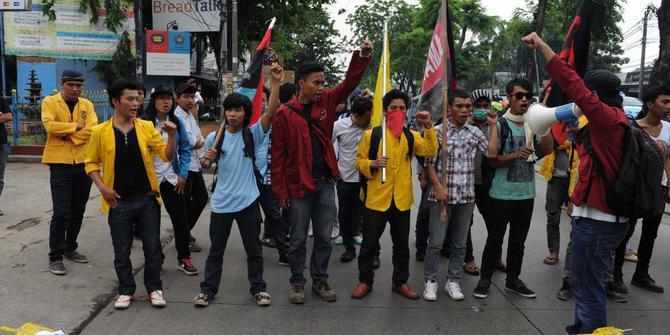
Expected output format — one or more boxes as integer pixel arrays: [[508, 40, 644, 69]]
[[386, 110, 406, 138]]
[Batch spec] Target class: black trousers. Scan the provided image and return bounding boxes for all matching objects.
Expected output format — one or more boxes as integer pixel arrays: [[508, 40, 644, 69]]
[[160, 181, 190, 261], [185, 171, 208, 234], [480, 198, 534, 282], [259, 184, 290, 258], [337, 181, 363, 251], [200, 201, 266, 296], [48, 164, 92, 261], [358, 201, 410, 286], [108, 195, 162, 295], [415, 186, 430, 255], [613, 213, 663, 278]]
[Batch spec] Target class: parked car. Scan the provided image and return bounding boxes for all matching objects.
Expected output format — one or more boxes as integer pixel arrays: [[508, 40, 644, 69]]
[[622, 95, 644, 119]]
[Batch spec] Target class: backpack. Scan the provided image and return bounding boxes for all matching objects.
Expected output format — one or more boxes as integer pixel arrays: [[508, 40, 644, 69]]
[[210, 126, 264, 193], [360, 126, 415, 199], [577, 120, 665, 219]]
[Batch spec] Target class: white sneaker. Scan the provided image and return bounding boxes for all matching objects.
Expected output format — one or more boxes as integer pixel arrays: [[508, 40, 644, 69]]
[[114, 295, 133, 309], [445, 279, 465, 300], [331, 224, 340, 239], [423, 280, 438, 301], [148, 290, 167, 307]]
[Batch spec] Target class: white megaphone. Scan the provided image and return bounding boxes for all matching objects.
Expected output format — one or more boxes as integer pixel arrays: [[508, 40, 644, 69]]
[[524, 103, 583, 137]]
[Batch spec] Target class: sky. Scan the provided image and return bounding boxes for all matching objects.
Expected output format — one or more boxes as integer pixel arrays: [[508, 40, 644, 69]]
[[326, 0, 662, 74]]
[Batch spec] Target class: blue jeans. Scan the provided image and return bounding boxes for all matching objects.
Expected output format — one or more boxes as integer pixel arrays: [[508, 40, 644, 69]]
[[424, 202, 475, 282], [566, 217, 629, 334], [287, 178, 336, 286]]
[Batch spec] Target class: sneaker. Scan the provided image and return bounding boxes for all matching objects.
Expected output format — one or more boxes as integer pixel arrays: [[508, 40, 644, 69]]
[[423, 280, 438, 301], [49, 260, 67, 275], [177, 258, 199, 276], [333, 235, 343, 245], [189, 242, 202, 253], [114, 295, 133, 309], [611, 278, 628, 294], [372, 256, 381, 269], [557, 277, 572, 301], [253, 291, 272, 306], [354, 235, 363, 245], [194, 292, 213, 307], [148, 290, 167, 307], [445, 279, 465, 301], [505, 279, 536, 298], [340, 249, 356, 263], [278, 254, 290, 266], [631, 273, 664, 293], [289, 286, 305, 304], [331, 225, 340, 239], [64, 251, 89, 264], [606, 284, 627, 303], [473, 279, 491, 299], [312, 280, 337, 302], [261, 237, 278, 248]]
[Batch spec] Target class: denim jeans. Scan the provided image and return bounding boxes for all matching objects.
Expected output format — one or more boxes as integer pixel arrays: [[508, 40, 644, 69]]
[[336, 181, 363, 251], [566, 217, 629, 335], [545, 177, 570, 254], [287, 178, 336, 287], [200, 202, 266, 296], [424, 202, 475, 282], [48, 164, 92, 261], [0, 143, 8, 198], [108, 195, 162, 295]]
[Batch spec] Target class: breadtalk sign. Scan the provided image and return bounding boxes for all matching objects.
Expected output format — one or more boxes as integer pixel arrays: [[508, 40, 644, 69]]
[[152, 0, 221, 32]]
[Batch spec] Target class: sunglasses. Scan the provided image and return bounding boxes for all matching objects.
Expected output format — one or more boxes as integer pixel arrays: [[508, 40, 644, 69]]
[[513, 92, 533, 100]]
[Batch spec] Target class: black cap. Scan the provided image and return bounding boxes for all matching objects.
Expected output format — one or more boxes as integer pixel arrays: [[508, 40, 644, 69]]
[[150, 85, 173, 98], [61, 70, 85, 83], [175, 82, 197, 96]]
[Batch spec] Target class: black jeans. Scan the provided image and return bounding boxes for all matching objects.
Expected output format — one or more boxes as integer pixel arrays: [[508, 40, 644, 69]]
[[185, 171, 208, 234], [359, 201, 410, 286], [259, 184, 289, 258], [337, 181, 363, 251], [160, 181, 190, 261], [108, 195, 162, 295], [415, 186, 430, 255], [613, 213, 663, 278], [48, 164, 92, 261], [480, 198, 534, 282], [200, 201, 266, 296]]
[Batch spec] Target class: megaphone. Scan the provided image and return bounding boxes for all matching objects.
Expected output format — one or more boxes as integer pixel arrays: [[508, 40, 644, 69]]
[[524, 103, 583, 137]]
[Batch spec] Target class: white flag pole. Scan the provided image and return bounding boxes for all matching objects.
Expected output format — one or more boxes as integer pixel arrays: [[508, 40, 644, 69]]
[[381, 21, 388, 184]]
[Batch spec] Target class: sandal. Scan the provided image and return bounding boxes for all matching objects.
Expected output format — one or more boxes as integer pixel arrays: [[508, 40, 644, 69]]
[[463, 262, 480, 276], [543, 253, 559, 265]]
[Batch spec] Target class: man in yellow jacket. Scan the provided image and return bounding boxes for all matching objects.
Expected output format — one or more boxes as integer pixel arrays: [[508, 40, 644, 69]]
[[351, 89, 438, 300], [42, 70, 98, 275], [85, 80, 176, 310]]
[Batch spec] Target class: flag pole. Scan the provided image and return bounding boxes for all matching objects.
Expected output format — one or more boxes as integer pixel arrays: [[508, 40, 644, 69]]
[[440, 0, 449, 220], [381, 21, 388, 184]]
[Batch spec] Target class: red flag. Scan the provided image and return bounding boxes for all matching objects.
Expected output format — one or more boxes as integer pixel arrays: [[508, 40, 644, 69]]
[[238, 18, 275, 124]]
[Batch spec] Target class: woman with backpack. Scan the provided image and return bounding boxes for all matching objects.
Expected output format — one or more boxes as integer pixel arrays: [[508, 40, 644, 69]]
[[142, 85, 198, 276]]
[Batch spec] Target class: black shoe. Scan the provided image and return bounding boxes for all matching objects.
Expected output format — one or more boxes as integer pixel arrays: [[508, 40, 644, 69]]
[[473, 278, 491, 299], [49, 260, 67, 275], [556, 277, 572, 301], [415, 251, 425, 262], [64, 251, 89, 264], [372, 256, 380, 269], [262, 237, 278, 248], [340, 249, 356, 263], [631, 273, 664, 293], [611, 278, 628, 294], [505, 279, 536, 298], [278, 254, 289, 266], [189, 242, 202, 253], [606, 284, 628, 303]]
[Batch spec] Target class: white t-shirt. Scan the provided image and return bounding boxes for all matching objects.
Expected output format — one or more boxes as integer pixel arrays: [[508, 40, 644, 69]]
[[648, 120, 670, 186]]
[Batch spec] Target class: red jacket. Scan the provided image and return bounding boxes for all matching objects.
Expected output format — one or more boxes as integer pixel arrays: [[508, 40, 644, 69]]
[[272, 51, 371, 201], [545, 55, 628, 214]]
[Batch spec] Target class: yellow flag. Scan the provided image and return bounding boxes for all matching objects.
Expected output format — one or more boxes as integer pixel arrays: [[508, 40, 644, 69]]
[[372, 30, 391, 127]]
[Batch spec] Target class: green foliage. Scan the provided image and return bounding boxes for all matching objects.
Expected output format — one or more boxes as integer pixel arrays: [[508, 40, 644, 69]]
[[91, 31, 136, 86], [41, 0, 131, 33]]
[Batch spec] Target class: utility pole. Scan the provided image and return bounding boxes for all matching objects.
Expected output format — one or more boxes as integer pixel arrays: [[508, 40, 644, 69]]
[[217, 0, 228, 118], [231, 0, 239, 79], [639, 7, 650, 99], [134, 0, 144, 82]]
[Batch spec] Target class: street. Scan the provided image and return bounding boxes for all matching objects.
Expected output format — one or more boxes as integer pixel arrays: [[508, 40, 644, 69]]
[[1, 162, 669, 334]]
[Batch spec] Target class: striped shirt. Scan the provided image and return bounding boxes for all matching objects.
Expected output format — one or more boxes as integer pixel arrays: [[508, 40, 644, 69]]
[[425, 122, 489, 204]]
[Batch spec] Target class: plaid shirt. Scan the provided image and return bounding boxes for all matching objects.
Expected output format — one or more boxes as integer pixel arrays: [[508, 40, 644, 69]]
[[425, 121, 488, 204]]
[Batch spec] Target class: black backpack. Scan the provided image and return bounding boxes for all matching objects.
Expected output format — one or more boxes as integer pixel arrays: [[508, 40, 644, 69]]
[[479, 118, 512, 185], [577, 120, 665, 219], [360, 126, 415, 198], [210, 126, 264, 193]]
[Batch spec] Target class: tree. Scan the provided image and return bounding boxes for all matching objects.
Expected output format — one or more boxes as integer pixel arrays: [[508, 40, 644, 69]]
[[650, 0, 670, 87], [91, 31, 136, 86]]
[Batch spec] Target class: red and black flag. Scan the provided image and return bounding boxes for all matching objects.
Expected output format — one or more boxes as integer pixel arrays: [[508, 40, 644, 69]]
[[238, 18, 276, 124], [545, 0, 593, 143], [419, 2, 457, 122]]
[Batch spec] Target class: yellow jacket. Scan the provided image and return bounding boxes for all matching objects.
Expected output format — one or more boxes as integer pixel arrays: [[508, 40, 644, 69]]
[[357, 127, 438, 212], [85, 117, 170, 213], [539, 116, 588, 196], [41, 94, 98, 164]]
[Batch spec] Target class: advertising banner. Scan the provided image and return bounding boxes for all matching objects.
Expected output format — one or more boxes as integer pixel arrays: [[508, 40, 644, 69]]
[[146, 30, 191, 76], [151, 0, 220, 32]]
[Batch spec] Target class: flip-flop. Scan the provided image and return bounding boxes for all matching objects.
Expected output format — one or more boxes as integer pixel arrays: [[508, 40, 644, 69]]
[[463, 263, 480, 276], [543, 254, 559, 265]]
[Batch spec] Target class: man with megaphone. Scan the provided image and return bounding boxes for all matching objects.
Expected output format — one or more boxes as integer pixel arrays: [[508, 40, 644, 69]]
[[522, 32, 632, 335]]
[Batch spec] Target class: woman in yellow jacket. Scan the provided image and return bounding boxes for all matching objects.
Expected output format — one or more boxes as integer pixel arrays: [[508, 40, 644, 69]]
[[41, 70, 98, 276]]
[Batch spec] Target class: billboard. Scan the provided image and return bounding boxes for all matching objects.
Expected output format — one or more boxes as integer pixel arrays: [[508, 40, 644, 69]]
[[0, 0, 31, 11], [146, 30, 191, 76], [152, 0, 221, 32], [2, 0, 135, 60]]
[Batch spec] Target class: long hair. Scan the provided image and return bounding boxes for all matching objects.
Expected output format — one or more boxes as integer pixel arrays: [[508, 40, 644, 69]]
[[142, 93, 181, 133]]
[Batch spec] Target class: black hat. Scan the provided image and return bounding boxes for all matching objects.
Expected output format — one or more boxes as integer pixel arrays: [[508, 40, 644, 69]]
[[175, 82, 197, 96], [150, 85, 173, 98], [584, 70, 623, 108], [61, 70, 84, 83]]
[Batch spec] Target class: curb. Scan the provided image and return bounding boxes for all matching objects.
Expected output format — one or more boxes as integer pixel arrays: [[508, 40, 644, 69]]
[[7, 155, 42, 163]]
